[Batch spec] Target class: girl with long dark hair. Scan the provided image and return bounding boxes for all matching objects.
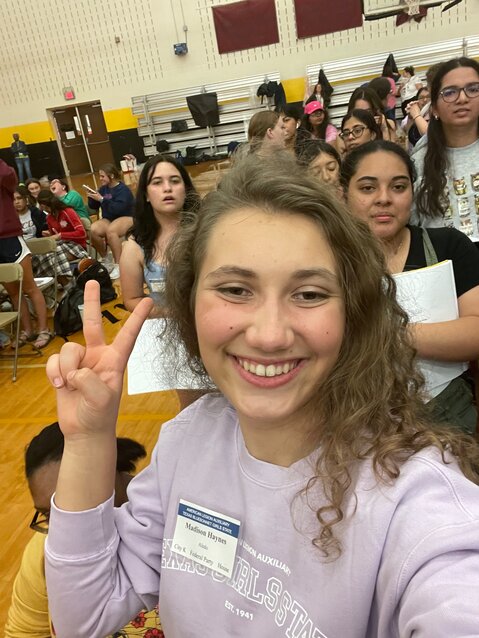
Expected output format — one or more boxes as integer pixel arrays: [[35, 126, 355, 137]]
[[295, 100, 337, 154], [414, 57, 479, 240], [119, 154, 200, 317], [14, 186, 73, 288], [348, 87, 396, 142], [342, 140, 479, 434], [37, 190, 88, 261], [339, 109, 382, 153]]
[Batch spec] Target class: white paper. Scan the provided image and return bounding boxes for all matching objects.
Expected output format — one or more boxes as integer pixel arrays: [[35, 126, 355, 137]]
[[393, 260, 466, 398], [65, 131, 75, 139], [34, 277, 54, 288], [127, 318, 209, 395]]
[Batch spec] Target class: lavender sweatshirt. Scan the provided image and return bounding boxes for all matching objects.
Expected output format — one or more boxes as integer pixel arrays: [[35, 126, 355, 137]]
[[45, 394, 479, 637]]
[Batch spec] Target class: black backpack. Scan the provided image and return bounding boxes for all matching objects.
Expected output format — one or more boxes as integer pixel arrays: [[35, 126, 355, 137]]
[[54, 287, 84, 337], [156, 139, 170, 153], [53, 261, 117, 338], [76, 261, 117, 304], [273, 82, 286, 109]]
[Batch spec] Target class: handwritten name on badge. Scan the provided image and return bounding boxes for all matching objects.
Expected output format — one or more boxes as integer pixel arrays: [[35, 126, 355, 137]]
[[172, 499, 241, 578]]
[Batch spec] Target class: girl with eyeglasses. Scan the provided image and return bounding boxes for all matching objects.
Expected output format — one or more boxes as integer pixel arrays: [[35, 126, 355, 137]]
[[339, 109, 382, 153], [413, 57, 479, 241], [348, 87, 397, 143]]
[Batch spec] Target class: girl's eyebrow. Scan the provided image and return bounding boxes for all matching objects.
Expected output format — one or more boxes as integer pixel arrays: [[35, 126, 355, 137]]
[[291, 268, 338, 283], [356, 175, 409, 182], [205, 266, 338, 283], [206, 266, 255, 280]]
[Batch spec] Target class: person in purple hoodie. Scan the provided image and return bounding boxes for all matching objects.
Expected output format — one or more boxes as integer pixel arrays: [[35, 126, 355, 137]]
[[45, 154, 479, 638]]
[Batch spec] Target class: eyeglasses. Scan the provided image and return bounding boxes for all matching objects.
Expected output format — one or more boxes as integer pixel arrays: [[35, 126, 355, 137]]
[[30, 510, 49, 534], [439, 82, 479, 103], [308, 111, 324, 118], [339, 125, 367, 140]]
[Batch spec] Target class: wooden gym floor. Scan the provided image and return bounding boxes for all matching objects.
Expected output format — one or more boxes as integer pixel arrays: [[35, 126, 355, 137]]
[[0, 160, 229, 631]]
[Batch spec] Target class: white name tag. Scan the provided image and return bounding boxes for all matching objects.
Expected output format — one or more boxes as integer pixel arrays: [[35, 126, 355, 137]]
[[172, 499, 240, 578]]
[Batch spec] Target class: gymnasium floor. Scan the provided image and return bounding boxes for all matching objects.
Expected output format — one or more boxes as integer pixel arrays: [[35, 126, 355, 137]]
[[0, 159, 229, 630]]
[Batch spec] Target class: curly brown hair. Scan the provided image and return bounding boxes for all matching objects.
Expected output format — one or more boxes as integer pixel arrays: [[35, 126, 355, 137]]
[[165, 153, 479, 558]]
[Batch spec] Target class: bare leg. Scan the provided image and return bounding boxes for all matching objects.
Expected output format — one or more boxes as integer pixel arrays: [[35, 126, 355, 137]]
[[2, 280, 34, 335], [106, 217, 134, 263], [20, 255, 48, 332], [90, 219, 110, 258]]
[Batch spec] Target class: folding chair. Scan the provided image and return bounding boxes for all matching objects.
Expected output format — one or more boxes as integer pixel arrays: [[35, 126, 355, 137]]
[[0, 263, 23, 381], [26, 237, 58, 311]]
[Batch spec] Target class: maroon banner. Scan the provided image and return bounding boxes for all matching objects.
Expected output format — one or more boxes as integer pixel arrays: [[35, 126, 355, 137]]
[[294, 0, 362, 39], [212, 0, 279, 54]]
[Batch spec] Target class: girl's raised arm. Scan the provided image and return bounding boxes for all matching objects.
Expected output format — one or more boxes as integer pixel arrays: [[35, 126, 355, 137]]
[[46, 280, 152, 511]]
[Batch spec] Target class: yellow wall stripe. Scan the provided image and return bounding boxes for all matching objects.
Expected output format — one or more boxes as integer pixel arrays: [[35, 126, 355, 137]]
[[103, 107, 139, 132], [1, 70, 369, 147], [0, 121, 56, 148], [0, 108, 139, 147]]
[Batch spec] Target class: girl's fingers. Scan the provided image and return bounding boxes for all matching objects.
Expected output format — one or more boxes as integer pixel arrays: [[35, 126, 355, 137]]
[[46, 353, 65, 388], [67, 367, 116, 413], [57, 342, 87, 389], [112, 297, 154, 364], [82, 280, 105, 348]]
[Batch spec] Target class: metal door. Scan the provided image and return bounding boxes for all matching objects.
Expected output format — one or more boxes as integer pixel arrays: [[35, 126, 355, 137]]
[[78, 102, 114, 170], [50, 101, 114, 176], [51, 108, 91, 175]]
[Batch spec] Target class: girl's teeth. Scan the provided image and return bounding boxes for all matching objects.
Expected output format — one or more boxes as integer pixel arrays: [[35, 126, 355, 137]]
[[238, 358, 296, 377]]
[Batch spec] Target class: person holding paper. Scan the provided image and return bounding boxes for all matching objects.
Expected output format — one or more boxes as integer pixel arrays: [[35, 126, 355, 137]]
[[88, 163, 135, 279], [342, 139, 479, 433], [120, 154, 203, 409], [44, 154, 479, 638]]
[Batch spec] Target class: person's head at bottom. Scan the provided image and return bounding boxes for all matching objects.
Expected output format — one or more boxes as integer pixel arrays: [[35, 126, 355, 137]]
[[27, 422, 147, 533]]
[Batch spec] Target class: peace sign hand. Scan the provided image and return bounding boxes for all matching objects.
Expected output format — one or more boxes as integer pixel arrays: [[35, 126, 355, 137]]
[[46, 280, 153, 440]]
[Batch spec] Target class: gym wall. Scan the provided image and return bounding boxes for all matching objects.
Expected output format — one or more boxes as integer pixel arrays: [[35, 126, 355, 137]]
[[1, 0, 477, 172]]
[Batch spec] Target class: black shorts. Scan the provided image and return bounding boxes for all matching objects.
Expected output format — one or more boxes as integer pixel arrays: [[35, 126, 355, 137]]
[[0, 236, 30, 264]]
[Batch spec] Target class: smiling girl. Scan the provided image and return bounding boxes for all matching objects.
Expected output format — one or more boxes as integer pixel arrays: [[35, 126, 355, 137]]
[[44, 155, 479, 638]]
